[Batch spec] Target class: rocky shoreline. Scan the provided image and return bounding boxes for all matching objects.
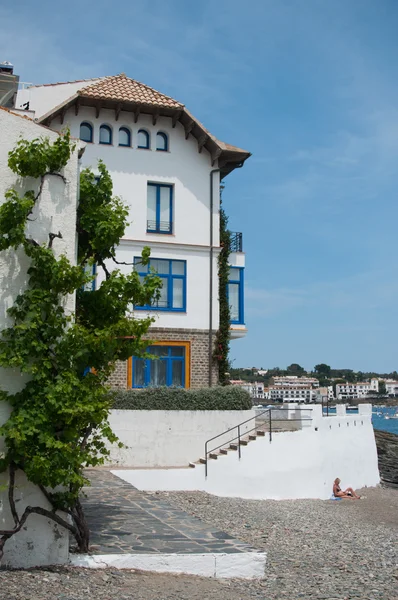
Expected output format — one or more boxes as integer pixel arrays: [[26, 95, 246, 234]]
[[374, 429, 398, 487]]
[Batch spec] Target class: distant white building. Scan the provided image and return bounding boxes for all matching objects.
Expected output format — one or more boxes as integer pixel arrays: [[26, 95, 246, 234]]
[[384, 379, 398, 396], [336, 382, 372, 400], [272, 376, 319, 389], [230, 380, 265, 400], [314, 386, 334, 403], [268, 386, 316, 403]]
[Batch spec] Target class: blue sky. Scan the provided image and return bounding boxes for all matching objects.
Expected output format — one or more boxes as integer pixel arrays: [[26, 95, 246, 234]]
[[2, 0, 398, 372]]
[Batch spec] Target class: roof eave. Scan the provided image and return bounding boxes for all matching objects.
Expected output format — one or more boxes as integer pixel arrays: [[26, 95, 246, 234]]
[[38, 94, 251, 176]]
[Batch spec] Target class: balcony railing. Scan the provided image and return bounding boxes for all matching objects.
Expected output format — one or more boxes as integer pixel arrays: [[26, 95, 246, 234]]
[[147, 220, 172, 234], [230, 231, 243, 252]]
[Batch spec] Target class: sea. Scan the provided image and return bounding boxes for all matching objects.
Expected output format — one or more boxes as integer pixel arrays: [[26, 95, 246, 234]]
[[323, 406, 398, 435]]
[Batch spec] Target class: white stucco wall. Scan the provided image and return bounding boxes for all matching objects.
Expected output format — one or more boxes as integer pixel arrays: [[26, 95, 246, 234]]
[[16, 80, 102, 118], [0, 108, 80, 566], [49, 106, 223, 331], [114, 404, 380, 500], [107, 409, 255, 467]]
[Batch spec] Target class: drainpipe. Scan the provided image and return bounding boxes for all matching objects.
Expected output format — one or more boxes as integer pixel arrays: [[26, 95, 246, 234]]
[[208, 168, 220, 387]]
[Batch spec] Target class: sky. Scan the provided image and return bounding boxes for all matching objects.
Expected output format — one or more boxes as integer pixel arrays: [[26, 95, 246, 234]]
[[1, 0, 398, 372]]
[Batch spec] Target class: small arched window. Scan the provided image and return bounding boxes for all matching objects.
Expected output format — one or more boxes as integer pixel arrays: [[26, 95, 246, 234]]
[[137, 129, 150, 149], [119, 127, 131, 147], [156, 132, 168, 152], [99, 125, 112, 145], [80, 122, 93, 143]]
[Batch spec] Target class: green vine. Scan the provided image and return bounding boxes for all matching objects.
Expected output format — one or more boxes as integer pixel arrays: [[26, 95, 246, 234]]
[[0, 131, 161, 556], [214, 203, 231, 385]]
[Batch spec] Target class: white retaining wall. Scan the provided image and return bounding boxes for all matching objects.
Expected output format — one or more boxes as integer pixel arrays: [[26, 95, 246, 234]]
[[114, 404, 380, 500], [107, 409, 255, 467]]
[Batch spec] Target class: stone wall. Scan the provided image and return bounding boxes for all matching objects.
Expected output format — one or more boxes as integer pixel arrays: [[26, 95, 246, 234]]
[[108, 327, 219, 390], [374, 429, 398, 487]]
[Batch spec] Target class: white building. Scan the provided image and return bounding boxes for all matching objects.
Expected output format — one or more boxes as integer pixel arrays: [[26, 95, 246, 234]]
[[314, 386, 334, 403], [272, 376, 319, 388], [268, 386, 317, 403], [384, 379, 398, 396], [230, 380, 265, 400], [16, 73, 250, 389], [336, 382, 372, 400]]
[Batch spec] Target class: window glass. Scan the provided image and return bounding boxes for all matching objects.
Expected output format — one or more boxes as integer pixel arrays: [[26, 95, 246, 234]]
[[171, 347, 184, 357], [229, 282, 240, 321], [119, 127, 131, 147], [172, 261, 185, 275], [159, 186, 171, 225], [172, 278, 184, 309], [149, 346, 168, 357], [147, 185, 157, 223], [134, 359, 145, 387], [150, 359, 167, 386], [157, 279, 168, 308], [80, 123, 92, 143], [138, 129, 149, 148], [172, 361, 183, 386], [150, 259, 169, 275], [156, 132, 168, 151], [229, 267, 239, 281], [99, 125, 112, 144]]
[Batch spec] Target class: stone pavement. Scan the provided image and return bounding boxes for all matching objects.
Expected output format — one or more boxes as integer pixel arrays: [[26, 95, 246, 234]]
[[81, 469, 255, 556]]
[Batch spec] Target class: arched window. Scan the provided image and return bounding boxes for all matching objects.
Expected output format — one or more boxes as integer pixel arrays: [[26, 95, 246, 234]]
[[119, 127, 131, 147], [137, 129, 150, 149], [99, 124, 112, 145], [80, 122, 93, 143], [156, 132, 168, 152]]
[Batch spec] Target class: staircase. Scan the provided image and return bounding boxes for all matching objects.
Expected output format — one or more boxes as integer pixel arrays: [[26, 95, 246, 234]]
[[189, 407, 313, 476]]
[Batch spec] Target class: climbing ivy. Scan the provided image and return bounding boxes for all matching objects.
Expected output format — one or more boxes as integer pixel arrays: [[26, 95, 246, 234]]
[[0, 131, 161, 556], [213, 202, 232, 385]]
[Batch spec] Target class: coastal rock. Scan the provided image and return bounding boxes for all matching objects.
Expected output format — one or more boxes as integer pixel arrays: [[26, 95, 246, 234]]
[[374, 429, 398, 486]]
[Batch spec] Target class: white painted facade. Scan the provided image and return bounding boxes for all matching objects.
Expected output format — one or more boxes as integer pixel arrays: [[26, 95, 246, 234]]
[[114, 404, 380, 501], [16, 76, 249, 388], [106, 409, 255, 467], [272, 376, 319, 388], [336, 382, 372, 400], [0, 107, 81, 567], [268, 386, 317, 403]]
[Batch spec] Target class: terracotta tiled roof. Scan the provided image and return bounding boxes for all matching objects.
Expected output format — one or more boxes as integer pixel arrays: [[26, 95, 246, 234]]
[[78, 74, 184, 109]]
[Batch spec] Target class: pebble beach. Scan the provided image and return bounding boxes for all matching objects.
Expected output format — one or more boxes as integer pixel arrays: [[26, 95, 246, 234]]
[[0, 485, 397, 600]]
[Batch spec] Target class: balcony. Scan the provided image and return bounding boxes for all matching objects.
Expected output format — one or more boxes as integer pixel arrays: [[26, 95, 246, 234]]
[[230, 231, 243, 252], [147, 220, 172, 234]]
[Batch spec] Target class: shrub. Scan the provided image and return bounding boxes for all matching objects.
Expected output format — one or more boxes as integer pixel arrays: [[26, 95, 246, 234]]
[[111, 385, 252, 411]]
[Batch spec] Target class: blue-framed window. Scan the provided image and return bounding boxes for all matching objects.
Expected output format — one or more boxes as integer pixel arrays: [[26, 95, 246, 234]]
[[119, 126, 131, 147], [156, 132, 168, 151], [99, 124, 112, 145], [147, 183, 173, 234], [134, 257, 186, 312], [132, 345, 185, 388], [228, 267, 244, 324], [137, 129, 150, 149], [80, 122, 93, 143], [83, 263, 97, 291]]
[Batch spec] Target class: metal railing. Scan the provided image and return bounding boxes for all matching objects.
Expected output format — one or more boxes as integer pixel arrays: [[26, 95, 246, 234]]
[[230, 231, 243, 252], [204, 407, 313, 477], [147, 220, 172, 234]]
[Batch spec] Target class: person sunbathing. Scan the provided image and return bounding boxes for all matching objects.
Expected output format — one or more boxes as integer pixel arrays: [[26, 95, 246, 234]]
[[333, 478, 360, 499]]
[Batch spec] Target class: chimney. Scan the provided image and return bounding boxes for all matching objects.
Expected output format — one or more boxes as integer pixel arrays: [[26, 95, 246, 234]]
[[0, 61, 20, 109]]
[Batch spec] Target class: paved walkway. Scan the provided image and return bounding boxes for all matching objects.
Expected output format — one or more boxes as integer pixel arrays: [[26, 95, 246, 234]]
[[82, 469, 255, 556]]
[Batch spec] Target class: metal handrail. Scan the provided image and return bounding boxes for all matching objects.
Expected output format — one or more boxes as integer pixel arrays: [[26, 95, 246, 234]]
[[230, 231, 243, 252], [204, 407, 313, 477]]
